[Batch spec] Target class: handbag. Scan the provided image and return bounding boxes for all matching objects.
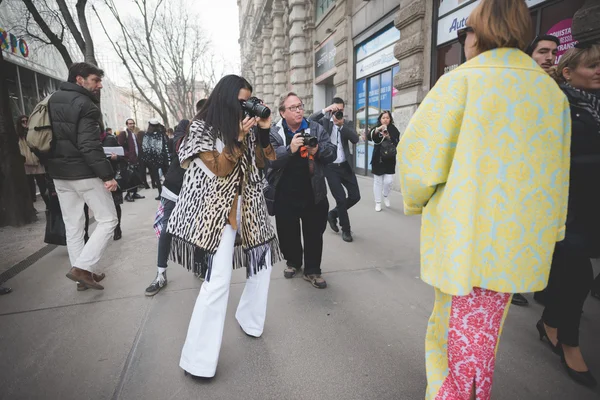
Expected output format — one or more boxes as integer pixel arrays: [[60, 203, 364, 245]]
[[263, 180, 276, 217], [121, 163, 144, 192], [44, 208, 66, 246], [379, 137, 397, 161]]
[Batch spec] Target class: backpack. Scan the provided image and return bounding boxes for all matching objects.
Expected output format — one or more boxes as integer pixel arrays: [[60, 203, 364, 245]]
[[26, 94, 54, 153], [379, 137, 397, 161]]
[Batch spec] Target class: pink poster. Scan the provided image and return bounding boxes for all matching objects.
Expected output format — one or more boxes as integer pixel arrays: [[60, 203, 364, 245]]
[[546, 19, 578, 64]]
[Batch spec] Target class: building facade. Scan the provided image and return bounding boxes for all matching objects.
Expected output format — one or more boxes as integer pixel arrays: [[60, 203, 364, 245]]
[[239, 0, 591, 176]]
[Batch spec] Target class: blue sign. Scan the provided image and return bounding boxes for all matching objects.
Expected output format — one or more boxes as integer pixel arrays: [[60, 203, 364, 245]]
[[356, 26, 400, 62]]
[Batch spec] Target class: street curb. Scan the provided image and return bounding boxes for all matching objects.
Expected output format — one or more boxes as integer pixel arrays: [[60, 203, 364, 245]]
[[0, 217, 96, 284]]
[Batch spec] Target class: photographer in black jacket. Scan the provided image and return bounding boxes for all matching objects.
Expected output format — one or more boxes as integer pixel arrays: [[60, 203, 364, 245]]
[[310, 97, 360, 242], [267, 92, 336, 289], [47, 62, 118, 290]]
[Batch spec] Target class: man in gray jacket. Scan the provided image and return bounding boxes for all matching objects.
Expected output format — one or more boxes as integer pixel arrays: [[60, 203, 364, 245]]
[[48, 62, 118, 290], [267, 92, 336, 288], [310, 97, 361, 242]]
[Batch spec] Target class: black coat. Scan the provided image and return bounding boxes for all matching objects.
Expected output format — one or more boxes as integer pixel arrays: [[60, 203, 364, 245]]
[[562, 92, 600, 257], [163, 119, 189, 196], [47, 82, 113, 181], [368, 124, 400, 176], [309, 111, 359, 167]]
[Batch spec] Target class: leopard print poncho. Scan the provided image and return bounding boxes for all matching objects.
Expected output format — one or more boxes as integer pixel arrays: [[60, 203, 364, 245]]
[[167, 119, 281, 281]]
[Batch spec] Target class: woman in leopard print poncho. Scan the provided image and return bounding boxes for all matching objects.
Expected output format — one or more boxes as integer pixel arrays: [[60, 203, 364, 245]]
[[168, 75, 281, 379]]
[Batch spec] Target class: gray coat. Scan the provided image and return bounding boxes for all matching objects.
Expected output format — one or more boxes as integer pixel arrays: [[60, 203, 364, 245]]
[[309, 110, 359, 166], [266, 119, 336, 204]]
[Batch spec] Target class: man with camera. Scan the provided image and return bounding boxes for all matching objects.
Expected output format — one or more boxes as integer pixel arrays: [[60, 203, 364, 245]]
[[267, 92, 337, 289], [310, 98, 360, 242]]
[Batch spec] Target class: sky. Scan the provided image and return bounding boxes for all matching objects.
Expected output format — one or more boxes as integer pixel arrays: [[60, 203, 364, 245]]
[[89, 0, 241, 87]]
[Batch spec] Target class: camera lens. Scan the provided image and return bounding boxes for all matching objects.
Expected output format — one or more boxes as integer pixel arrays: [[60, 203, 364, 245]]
[[334, 111, 344, 120]]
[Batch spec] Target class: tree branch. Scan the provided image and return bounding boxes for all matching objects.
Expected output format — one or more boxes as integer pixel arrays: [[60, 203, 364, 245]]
[[56, 0, 86, 55], [21, 0, 73, 67]]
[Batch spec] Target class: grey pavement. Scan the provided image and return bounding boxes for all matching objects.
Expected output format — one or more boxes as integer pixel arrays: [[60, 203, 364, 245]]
[[0, 177, 599, 400]]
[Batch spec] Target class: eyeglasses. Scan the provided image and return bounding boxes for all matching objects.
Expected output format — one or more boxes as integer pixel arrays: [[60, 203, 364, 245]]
[[457, 26, 474, 46], [286, 104, 304, 112], [21, 119, 28, 123]]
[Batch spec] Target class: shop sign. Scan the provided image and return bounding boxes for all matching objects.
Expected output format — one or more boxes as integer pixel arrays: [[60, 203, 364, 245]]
[[438, 0, 475, 18], [546, 19, 577, 64], [437, 0, 550, 45], [356, 44, 397, 79], [315, 38, 336, 82], [356, 26, 400, 62], [0, 27, 30, 58]]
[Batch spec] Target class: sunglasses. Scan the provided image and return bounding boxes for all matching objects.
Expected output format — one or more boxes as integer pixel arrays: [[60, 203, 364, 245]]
[[21, 119, 28, 123], [575, 41, 595, 49], [457, 26, 474, 46]]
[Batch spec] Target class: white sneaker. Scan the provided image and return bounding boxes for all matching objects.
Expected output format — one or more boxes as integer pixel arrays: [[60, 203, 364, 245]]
[[375, 203, 382, 212], [384, 197, 391, 208]]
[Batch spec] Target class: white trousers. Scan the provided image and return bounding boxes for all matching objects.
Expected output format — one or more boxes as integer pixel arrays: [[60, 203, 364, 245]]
[[373, 174, 394, 203], [54, 178, 118, 272], [179, 224, 273, 378]]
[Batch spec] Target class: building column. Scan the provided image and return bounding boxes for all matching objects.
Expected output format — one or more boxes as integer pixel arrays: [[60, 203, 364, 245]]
[[392, 0, 433, 135], [331, 0, 351, 108], [261, 27, 274, 108], [253, 48, 264, 100], [288, 0, 313, 113], [271, 1, 287, 112], [573, 0, 600, 44]]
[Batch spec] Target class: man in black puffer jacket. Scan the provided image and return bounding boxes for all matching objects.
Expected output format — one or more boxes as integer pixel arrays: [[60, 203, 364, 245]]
[[47, 62, 118, 291]]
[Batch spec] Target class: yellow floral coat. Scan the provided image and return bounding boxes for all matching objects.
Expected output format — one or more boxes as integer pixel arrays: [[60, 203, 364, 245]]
[[398, 48, 571, 296]]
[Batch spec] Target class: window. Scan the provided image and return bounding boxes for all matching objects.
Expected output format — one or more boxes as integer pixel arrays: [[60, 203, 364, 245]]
[[19, 67, 38, 115], [316, 0, 334, 21], [435, 42, 462, 84], [37, 73, 54, 100], [5, 62, 22, 120], [354, 66, 401, 174]]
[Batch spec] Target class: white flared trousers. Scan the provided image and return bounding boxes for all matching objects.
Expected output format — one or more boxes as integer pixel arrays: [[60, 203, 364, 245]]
[[373, 174, 394, 203], [179, 224, 272, 378]]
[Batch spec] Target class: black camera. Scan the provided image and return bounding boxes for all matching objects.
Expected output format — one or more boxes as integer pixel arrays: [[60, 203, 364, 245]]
[[300, 132, 318, 147], [334, 110, 344, 120], [241, 97, 271, 119]]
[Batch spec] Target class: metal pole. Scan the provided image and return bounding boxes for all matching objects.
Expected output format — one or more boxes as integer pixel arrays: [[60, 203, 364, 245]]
[[34, 71, 40, 101]]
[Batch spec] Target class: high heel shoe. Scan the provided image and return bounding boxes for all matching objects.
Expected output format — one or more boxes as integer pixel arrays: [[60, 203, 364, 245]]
[[561, 353, 598, 388], [536, 319, 562, 355]]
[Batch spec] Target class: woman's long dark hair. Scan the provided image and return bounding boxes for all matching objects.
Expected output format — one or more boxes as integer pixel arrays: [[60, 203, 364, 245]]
[[16, 115, 28, 138], [376, 110, 395, 127], [196, 75, 253, 153]]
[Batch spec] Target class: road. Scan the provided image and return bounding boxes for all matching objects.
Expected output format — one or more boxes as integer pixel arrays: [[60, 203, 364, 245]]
[[0, 177, 599, 400]]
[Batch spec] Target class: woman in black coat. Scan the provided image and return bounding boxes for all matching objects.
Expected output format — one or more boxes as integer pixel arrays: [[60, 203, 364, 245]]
[[367, 110, 400, 212], [538, 45, 600, 389]]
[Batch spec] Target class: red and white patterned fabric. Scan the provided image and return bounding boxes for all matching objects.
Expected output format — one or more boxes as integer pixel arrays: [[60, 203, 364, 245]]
[[435, 287, 511, 400]]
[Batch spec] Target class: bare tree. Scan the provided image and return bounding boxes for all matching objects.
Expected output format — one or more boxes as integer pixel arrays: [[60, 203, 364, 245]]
[[16, 0, 97, 67], [93, 0, 217, 125]]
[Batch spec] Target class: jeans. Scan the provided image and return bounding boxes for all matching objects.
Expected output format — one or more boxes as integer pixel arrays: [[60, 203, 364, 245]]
[[28, 173, 49, 208], [157, 198, 176, 269], [373, 174, 394, 203], [54, 178, 118, 272], [324, 162, 361, 232]]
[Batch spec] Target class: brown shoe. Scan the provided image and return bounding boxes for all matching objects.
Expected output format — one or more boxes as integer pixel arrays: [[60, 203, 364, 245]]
[[303, 274, 327, 289], [77, 272, 106, 291], [66, 267, 104, 290]]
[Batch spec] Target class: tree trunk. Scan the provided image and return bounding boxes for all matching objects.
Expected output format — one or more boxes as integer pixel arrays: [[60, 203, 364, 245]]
[[76, 0, 98, 66], [0, 50, 36, 227]]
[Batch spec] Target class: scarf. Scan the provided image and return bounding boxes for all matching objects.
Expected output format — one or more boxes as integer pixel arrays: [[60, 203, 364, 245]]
[[561, 83, 600, 133], [167, 119, 281, 281]]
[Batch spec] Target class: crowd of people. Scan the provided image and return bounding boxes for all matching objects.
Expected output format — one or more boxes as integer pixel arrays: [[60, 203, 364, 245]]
[[3, 0, 600, 397]]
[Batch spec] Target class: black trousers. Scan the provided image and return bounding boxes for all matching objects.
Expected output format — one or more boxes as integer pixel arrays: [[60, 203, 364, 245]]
[[275, 199, 328, 275], [324, 162, 361, 232], [148, 166, 162, 197], [28, 174, 49, 208], [542, 241, 594, 346]]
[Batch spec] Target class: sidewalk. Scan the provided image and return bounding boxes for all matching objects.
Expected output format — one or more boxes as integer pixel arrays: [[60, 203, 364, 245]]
[[0, 179, 598, 400]]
